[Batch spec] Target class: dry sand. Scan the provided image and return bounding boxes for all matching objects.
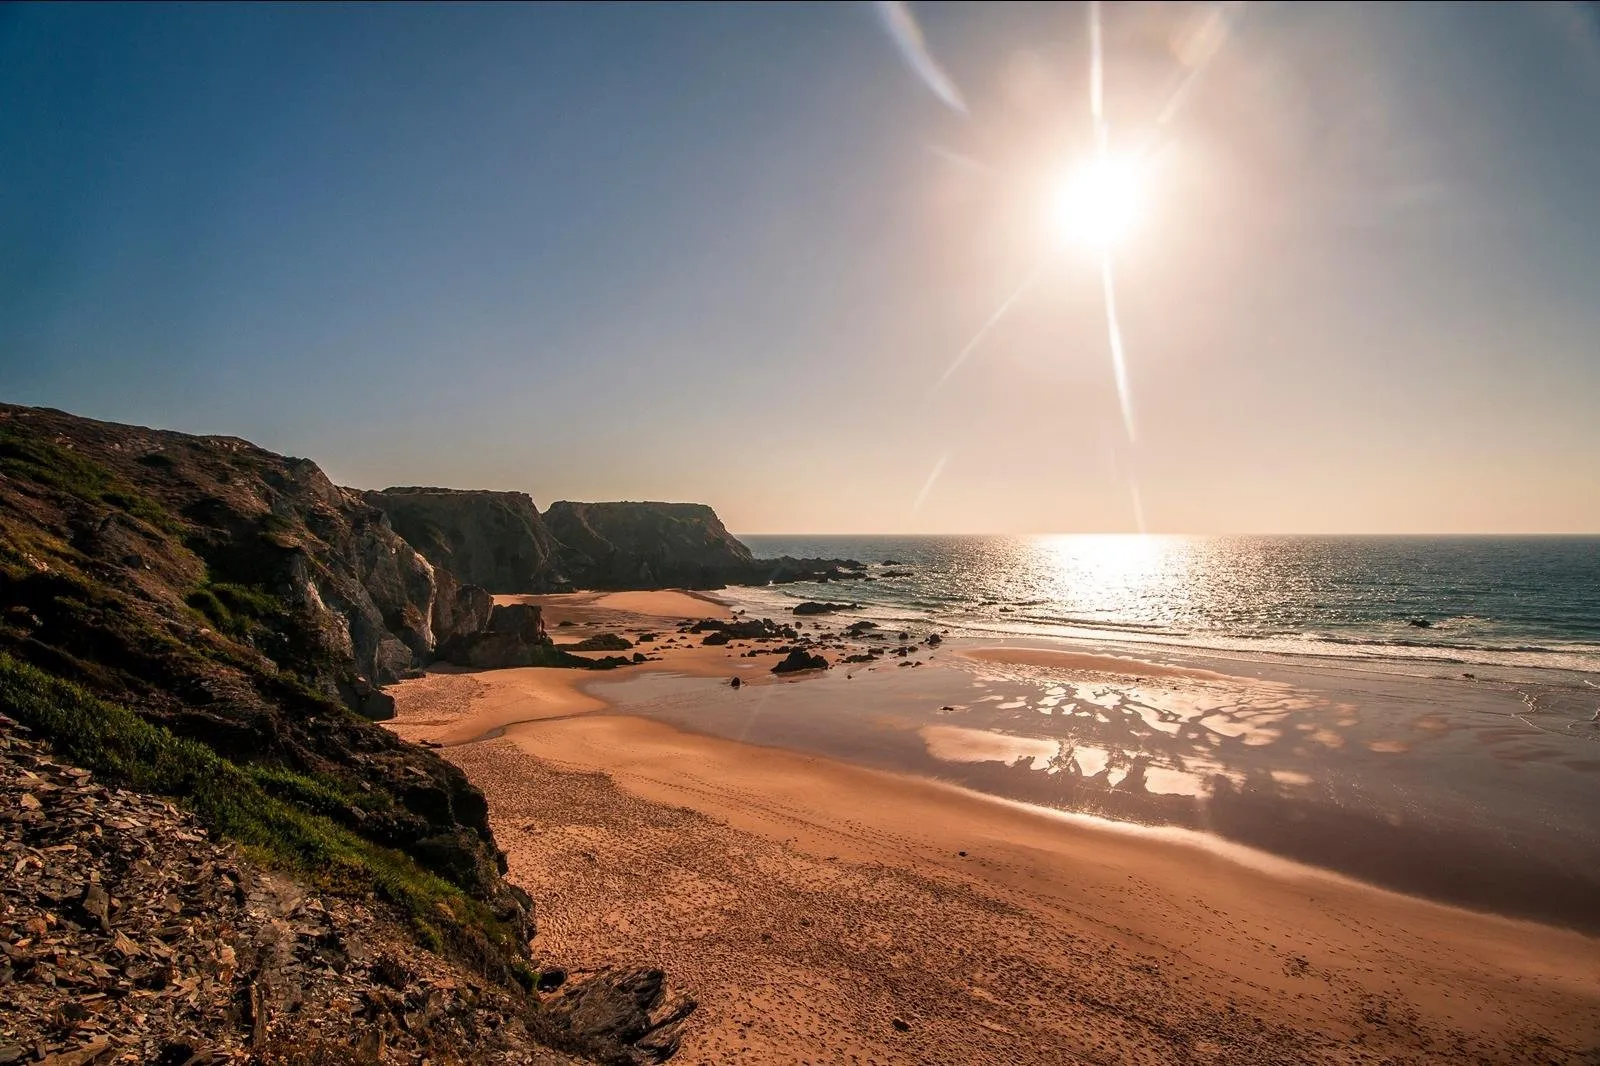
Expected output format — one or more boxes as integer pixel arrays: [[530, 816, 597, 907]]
[[390, 597, 1600, 1064]]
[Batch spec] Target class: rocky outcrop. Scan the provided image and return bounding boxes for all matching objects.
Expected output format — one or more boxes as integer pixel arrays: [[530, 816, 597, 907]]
[[364, 487, 566, 594], [772, 649, 829, 674], [0, 710, 689, 1064], [564, 632, 633, 652], [359, 491, 866, 595], [0, 404, 529, 979], [438, 604, 631, 671], [543, 501, 754, 590], [550, 967, 696, 1062], [0, 405, 488, 693], [542, 501, 867, 591], [0, 403, 714, 1059], [793, 601, 860, 616], [755, 557, 871, 585], [689, 617, 799, 641], [440, 603, 550, 669]]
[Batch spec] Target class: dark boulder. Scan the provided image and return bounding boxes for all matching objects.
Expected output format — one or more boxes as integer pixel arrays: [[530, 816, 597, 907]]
[[565, 632, 633, 652], [772, 649, 829, 674], [439, 603, 557, 669], [793, 601, 859, 616], [553, 968, 696, 1063]]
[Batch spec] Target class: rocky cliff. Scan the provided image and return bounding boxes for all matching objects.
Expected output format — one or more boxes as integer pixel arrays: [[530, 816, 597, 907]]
[[365, 486, 567, 593], [0, 405, 530, 981], [543, 501, 756, 590], [366, 493, 867, 592], [0, 403, 694, 1061]]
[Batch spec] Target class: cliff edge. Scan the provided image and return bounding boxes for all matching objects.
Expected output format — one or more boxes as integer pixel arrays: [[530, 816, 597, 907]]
[[0, 404, 527, 971], [543, 501, 754, 591], [365, 487, 567, 594], [0, 403, 691, 1061]]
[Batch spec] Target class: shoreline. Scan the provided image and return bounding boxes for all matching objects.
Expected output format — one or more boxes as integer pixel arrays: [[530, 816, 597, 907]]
[[388, 591, 1600, 1063], [717, 574, 1600, 679]]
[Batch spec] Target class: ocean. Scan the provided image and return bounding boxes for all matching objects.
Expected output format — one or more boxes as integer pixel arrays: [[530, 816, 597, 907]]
[[738, 534, 1600, 676]]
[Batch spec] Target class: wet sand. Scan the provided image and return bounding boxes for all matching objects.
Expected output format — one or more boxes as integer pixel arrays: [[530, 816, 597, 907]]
[[961, 646, 1238, 681], [389, 593, 1600, 1064]]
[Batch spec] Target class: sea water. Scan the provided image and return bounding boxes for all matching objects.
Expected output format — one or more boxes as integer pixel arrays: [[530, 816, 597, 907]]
[[738, 534, 1600, 675]]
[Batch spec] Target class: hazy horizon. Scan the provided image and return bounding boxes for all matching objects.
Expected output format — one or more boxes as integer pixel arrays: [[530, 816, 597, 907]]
[[5, 3, 1600, 535]]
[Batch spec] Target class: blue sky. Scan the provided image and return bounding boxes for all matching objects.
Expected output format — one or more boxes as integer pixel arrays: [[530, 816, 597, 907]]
[[3, 2, 1598, 533]]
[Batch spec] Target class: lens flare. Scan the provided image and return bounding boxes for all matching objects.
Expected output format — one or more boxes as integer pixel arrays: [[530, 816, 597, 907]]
[[875, 1, 967, 113], [932, 261, 1052, 393], [1099, 254, 1136, 443], [912, 453, 950, 512]]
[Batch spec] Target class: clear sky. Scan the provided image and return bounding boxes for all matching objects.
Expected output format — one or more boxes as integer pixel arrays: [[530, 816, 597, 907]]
[[4, 2, 1599, 534]]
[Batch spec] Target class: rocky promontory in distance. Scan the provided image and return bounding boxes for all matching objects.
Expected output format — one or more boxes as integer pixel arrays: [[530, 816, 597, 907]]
[[365, 486, 569, 594], [364, 489, 874, 594], [543, 500, 867, 591]]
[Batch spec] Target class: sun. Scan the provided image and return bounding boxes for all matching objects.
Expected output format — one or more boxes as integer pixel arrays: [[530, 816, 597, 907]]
[[1050, 153, 1148, 251]]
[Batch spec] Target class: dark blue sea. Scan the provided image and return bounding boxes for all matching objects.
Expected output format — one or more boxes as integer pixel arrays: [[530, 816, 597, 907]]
[[738, 535, 1600, 675]]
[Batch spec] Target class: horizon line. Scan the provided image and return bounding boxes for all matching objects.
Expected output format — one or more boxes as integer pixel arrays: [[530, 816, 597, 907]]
[[732, 531, 1600, 538]]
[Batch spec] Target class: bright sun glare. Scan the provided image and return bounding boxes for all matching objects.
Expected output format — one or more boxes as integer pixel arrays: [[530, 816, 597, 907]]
[[1051, 154, 1147, 251]]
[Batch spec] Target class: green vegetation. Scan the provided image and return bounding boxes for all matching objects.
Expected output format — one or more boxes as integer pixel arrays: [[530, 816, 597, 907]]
[[0, 652, 522, 971], [0, 427, 177, 531], [185, 578, 286, 639], [250, 763, 393, 820]]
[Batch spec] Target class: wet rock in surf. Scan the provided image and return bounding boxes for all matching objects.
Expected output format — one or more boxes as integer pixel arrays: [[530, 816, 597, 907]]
[[792, 601, 859, 616]]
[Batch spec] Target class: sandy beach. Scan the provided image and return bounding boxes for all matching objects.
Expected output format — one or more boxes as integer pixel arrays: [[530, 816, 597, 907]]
[[389, 591, 1600, 1064]]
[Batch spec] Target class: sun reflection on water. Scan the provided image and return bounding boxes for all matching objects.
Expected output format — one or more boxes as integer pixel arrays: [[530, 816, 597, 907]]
[[1030, 534, 1199, 626]]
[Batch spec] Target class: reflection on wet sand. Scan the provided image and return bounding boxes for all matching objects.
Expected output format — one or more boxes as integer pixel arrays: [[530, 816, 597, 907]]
[[588, 641, 1600, 932], [919, 725, 1057, 771]]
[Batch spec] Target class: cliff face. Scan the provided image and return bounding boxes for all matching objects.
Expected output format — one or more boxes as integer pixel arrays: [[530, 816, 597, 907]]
[[0, 404, 527, 973], [543, 501, 755, 591], [365, 487, 566, 593], [0, 406, 490, 692]]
